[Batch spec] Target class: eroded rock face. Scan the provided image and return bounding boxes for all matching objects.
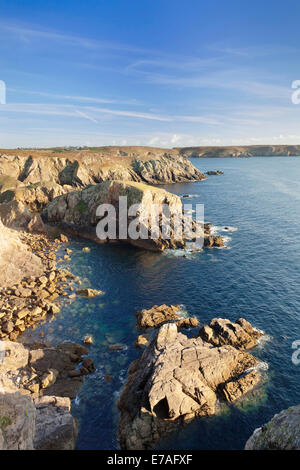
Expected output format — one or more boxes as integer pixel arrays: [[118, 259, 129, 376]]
[[33, 396, 78, 450], [0, 151, 205, 187], [245, 405, 300, 450], [0, 339, 94, 449], [118, 319, 263, 450], [43, 180, 205, 252], [0, 220, 44, 287], [199, 317, 263, 350], [0, 375, 36, 450], [135, 305, 181, 329], [135, 304, 199, 330], [0, 182, 73, 212]]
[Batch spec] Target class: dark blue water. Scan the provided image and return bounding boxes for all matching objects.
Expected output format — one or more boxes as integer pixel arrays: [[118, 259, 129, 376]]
[[23, 157, 300, 449]]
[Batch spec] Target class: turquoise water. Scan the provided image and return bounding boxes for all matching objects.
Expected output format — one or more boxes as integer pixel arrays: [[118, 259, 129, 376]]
[[22, 157, 300, 449]]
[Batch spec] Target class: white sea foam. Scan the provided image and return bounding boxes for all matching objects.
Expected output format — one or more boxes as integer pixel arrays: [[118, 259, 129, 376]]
[[210, 225, 238, 234]]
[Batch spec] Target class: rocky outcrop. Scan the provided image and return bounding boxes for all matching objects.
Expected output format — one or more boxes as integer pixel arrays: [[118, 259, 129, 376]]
[[0, 181, 73, 212], [245, 405, 300, 450], [135, 304, 199, 330], [43, 180, 206, 252], [0, 340, 90, 449], [206, 170, 223, 175], [199, 317, 263, 350], [118, 318, 264, 450], [0, 220, 44, 287]]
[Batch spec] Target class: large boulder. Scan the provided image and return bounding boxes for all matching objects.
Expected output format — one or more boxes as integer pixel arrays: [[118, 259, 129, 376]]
[[135, 304, 199, 330], [245, 405, 300, 450], [199, 317, 263, 350], [118, 320, 263, 450]]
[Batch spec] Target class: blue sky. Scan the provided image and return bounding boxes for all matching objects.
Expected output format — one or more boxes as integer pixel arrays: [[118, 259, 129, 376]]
[[0, 0, 300, 148]]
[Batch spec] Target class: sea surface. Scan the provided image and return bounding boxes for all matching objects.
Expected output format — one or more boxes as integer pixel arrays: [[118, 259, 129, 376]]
[[22, 156, 300, 450]]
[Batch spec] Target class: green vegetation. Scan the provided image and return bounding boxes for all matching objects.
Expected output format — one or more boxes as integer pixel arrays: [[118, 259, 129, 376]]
[[75, 199, 88, 214], [0, 416, 12, 432]]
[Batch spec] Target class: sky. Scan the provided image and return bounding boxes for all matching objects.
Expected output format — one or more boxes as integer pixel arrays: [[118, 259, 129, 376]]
[[1, 0, 300, 148]]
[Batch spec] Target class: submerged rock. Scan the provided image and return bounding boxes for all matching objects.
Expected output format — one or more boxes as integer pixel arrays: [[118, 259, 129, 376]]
[[118, 318, 263, 450], [206, 170, 224, 175], [76, 288, 104, 297], [245, 405, 300, 450]]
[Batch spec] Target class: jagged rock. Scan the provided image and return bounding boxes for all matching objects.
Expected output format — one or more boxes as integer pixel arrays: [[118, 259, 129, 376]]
[[135, 334, 152, 349], [245, 405, 300, 450], [175, 317, 199, 328], [135, 304, 199, 330], [0, 220, 43, 287], [76, 288, 103, 297], [0, 341, 29, 372], [42, 180, 206, 253], [27, 214, 46, 234], [83, 335, 93, 344], [118, 321, 262, 450], [135, 304, 181, 329], [0, 181, 73, 211], [204, 235, 224, 248], [0, 375, 36, 450], [33, 396, 78, 450], [0, 150, 206, 189], [40, 369, 59, 389], [206, 170, 223, 175], [199, 317, 263, 350], [0, 200, 31, 229]]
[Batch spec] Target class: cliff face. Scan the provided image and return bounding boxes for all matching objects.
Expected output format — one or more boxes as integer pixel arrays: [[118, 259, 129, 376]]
[[0, 220, 43, 287], [177, 145, 300, 158], [0, 341, 78, 450], [0, 149, 205, 188], [43, 180, 200, 252], [245, 405, 300, 450]]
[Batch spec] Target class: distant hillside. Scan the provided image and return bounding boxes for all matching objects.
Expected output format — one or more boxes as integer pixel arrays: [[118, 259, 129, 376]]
[[176, 145, 300, 158]]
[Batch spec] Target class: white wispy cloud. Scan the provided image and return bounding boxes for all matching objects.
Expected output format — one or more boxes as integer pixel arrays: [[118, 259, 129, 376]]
[[0, 102, 221, 124]]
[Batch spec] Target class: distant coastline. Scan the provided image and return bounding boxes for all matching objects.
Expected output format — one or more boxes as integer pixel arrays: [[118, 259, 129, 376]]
[[1, 144, 300, 159], [176, 144, 300, 158]]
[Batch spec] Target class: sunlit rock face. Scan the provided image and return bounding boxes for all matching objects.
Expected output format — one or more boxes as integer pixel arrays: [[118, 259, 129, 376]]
[[118, 318, 264, 450], [43, 180, 204, 252]]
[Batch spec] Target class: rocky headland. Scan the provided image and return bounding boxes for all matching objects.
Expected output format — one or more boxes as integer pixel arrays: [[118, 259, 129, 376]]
[[0, 148, 206, 191], [118, 317, 264, 450], [42, 180, 223, 252]]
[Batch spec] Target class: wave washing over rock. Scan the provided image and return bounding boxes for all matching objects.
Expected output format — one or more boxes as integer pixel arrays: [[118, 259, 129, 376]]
[[118, 317, 265, 450]]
